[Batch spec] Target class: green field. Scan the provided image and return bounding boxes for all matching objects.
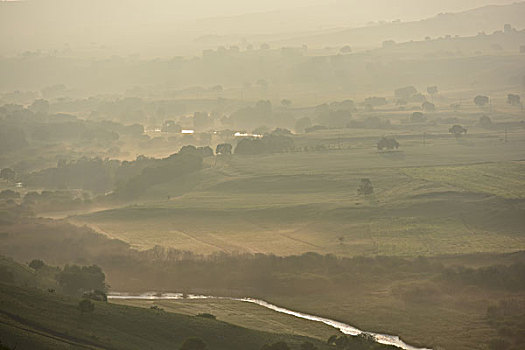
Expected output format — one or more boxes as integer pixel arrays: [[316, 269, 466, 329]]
[[73, 124, 525, 257]]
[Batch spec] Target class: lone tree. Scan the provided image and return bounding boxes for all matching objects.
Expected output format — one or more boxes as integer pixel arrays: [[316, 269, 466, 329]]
[[507, 94, 521, 106], [479, 115, 492, 128], [357, 178, 374, 195], [29, 259, 45, 270], [410, 112, 426, 123], [78, 299, 95, 314], [280, 99, 292, 107], [422, 101, 435, 111], [449, 124, 467, 137], [180, 338, 207, 350], [427, 86, 438, 95], [474, 95, 489, 107], [0, 168, 15, 182], [377, 136, 399, 150]]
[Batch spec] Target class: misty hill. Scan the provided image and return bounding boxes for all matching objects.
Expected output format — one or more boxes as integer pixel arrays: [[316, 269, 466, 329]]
[[271, 2, 525, 49]]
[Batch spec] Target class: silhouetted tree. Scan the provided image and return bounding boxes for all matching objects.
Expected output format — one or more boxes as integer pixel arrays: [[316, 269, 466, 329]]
[[479, 115, 492, 128], [474, 95, 489, 107], [410, 112, 426, 122], [0, 168, 15, 182], [78, 299, 95, 314], [358, 178, 374, 195], [507, 94, 520, 106], [29, 259, 45, 270], [449, 125, 467, 137], [340, 45, 352, 54], [215, 143, 232, 155], [281, 99, 292, 107], [422, 101, 435, 111], [377, 136, 399, 150], [427, 86, 438, 95]]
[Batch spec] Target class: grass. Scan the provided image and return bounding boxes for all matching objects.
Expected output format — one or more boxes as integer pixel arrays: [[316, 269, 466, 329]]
[[111, 298, 339, 342], [0, 282, 335, 350]]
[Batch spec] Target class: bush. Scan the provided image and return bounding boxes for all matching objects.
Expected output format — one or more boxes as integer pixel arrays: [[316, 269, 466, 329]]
[[28, 259, 45, 270], [78, 299, 95, 314]]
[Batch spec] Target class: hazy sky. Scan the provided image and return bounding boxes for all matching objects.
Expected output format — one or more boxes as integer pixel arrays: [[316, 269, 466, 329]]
[[1, 0, 523, 56]]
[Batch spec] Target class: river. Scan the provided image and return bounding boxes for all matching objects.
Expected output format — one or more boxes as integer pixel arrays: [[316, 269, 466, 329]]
[[108, 292, 431, 350]]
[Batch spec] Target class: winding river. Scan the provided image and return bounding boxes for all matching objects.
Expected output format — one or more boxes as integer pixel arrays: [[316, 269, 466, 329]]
[[108, 292, 431, 350]]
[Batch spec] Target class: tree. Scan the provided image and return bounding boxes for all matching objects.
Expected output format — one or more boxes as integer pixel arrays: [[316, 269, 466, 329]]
[[0, 190, 20, 200], [29, 259, 45, 270], [449, 124, 467, 137], [0, 168, 15, 182], [422, 101, 435, 111], [339, 45, 352, 54], [78, 299, 95, 314], [427, 86, 438, 95], [280, 99, 292, 107], [394, 86, 417, 101], [474, 95, 489, 107], [180, 337, 207, 350], [357, 178, 374, 195], [29, 99, 50, 114], [410, 112, 426, 123], [57, 264, 106, 295], [377, 136, 399, 150], [479, 115, 492, 128], [507, 94, 520, 106], [215, 143, 232, 155]]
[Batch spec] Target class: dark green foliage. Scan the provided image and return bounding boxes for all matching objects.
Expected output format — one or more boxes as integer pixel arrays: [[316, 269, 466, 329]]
[[479, 115, 492, 128], [357, 178, 374, 195], [56, 264, 106, 296], [422, 101, 435, 111], [449, 124, 467, 136], [116, 152, 203, 199], [78, 298, 95, 314], [474, 95, 489, 107], [394, 86, 417, 101], [235, 135, 294, 155], [377, 136, 399, 150], [507, 94, 520, 106], [82, 289, 108, 302], [0, 190, 19, 200], [180, 337, 207, 350], [0, 168, 16, 182], [28, 259, 45, 270], [443, 263, 525, 291], [216, 143, 233, 155], [364, 97, 387, 107], [410, 112, 426, 123], [179, 145, 214, 157]]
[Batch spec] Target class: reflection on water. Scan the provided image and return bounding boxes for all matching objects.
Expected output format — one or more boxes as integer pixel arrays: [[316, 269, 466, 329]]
[[109, 292, 431, 350]]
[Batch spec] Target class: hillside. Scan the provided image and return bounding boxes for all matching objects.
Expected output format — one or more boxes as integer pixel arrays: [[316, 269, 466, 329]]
[[274, 2, 525, 48]]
